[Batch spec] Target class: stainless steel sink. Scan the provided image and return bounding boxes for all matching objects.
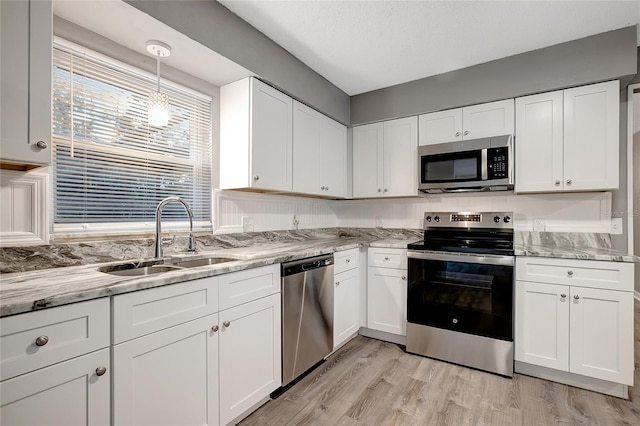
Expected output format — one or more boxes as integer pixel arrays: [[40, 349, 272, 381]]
[[99, 261, 183, 277], [170, 257, 235, 268]]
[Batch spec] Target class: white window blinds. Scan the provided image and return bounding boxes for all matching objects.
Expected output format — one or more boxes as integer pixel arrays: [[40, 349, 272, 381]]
[[51, 41, 212, 234]]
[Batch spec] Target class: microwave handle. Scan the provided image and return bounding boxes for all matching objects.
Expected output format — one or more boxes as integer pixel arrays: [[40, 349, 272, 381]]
[[481, 149, 488, 180]]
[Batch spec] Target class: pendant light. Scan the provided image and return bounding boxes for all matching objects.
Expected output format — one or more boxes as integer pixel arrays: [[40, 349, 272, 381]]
[[146, 40, 171, 127]]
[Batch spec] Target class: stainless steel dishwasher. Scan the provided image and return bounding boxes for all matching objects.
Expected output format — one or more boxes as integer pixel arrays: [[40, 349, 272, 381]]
[[281, 254, 334, 386]]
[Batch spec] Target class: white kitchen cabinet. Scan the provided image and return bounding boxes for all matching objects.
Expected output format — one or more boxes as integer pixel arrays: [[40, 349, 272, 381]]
[[366, 248, 408, 336], [219, 293, 281, 425], [113, 315, 219, 426], [0, 0, 52, 166], [352, 116, 418, 198], [1, 348, 110, 426], [0, 298, 111, 425], [292, 100, 347, 198], [418, 99, 514, 146], [515, 80, 619, 193], [515, 257, 634, 389], [220, 77, 293, 192], [334, 248, 360, 349]]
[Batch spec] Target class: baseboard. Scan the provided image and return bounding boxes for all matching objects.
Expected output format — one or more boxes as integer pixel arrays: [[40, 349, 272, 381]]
[[515, 361, 628, 399], [359, 327, 407, 346]]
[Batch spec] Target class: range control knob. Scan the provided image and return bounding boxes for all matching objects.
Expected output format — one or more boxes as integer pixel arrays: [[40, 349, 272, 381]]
[[425, 215, 432, 223], [434, 216, 440, 223], [503, 216, 511, 223], [493, 216, 501, 223]]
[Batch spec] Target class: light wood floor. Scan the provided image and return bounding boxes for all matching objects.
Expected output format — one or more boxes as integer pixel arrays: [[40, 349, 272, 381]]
[[240, 299, 640, 425]]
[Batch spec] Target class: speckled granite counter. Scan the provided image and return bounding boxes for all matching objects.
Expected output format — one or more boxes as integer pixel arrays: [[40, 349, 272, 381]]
[[0, 228, 421, 317], [515, 231, 638, 262]]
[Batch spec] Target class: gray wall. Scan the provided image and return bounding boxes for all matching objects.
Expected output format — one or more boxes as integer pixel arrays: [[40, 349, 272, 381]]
[[125, 0, 350, 125], [351, 26, 637, 125]]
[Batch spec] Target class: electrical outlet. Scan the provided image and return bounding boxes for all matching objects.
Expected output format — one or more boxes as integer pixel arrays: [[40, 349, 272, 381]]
[[533, 218, 545, 232], [375, 216, 383, 228], [242, 216, 254, 232], [611, 218, 623, 235]]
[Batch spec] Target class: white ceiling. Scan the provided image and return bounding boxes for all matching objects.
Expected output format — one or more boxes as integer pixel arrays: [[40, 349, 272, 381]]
[[219, 0, 640, 96], [53, 0, 254, 87]]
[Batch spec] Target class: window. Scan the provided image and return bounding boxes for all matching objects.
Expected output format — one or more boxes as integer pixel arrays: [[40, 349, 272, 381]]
[[51, 39, 212, 235]]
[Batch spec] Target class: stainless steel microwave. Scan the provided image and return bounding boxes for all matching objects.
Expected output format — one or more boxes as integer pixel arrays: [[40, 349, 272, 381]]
[[418, 134, 514, 194]]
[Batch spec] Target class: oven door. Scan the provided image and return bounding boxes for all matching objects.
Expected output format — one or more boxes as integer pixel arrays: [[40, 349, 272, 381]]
[[407, 251, 513, 341]]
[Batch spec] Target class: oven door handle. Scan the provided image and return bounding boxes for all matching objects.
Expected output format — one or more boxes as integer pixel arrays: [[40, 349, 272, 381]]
[[407, 251, 514, 266]]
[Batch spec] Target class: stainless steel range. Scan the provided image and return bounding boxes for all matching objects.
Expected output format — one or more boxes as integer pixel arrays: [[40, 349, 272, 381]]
[[406, 212, 515, 377]]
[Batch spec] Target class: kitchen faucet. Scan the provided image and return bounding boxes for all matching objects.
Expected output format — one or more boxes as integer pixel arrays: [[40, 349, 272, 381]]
[[154, 196, 197, 258]]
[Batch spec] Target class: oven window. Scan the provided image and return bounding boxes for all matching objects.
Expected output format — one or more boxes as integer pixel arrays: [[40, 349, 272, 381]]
[[407, 258, 513, 341], [421, 151, 481, 183]]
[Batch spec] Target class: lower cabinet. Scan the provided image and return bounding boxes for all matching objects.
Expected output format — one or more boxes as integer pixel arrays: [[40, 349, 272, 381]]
[[1, 348, 110, 425], [334, 267, 360, 348], [113, 315, 219, 426], [367, 266, 407, 336], [515, 257, 634, 389], [219, 294, 281, 425]]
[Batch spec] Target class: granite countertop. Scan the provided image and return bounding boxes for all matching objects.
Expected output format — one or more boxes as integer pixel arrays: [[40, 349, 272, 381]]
[[0, 228, 422, 317]]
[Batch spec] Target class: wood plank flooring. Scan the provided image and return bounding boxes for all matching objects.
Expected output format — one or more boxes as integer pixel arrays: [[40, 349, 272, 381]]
[[240, 299, 640, 425]]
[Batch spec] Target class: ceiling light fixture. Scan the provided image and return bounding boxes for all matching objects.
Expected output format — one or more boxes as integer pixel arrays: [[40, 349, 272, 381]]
[[146, 40, 171, 127]]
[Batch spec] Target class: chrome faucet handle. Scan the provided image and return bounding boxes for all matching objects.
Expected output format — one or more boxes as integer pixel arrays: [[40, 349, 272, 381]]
[[188, 234, 197, 252]]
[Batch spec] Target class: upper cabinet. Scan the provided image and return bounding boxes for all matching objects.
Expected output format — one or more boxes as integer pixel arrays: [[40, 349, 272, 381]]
[[0, 0, 52, 167], [353, 116, 418, 198], [515, 80, 619, 193], [221, 77, 293, 192], [419, 99, 514, 146], [292, 101, 347, 198]]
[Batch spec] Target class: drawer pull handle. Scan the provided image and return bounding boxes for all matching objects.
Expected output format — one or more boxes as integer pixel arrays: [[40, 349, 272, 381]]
[[401, 276, 406, 281], [223, 321, 231, 327], [35, 336, 49, 347], [573, 295, 580, 300], [95, 366, 107, 376], [567, 270, 573, 277], [384, 257, 390, 261], [211, 325, 219, 332], [560, 294, 567, 299], [346, 258, 350, 263]]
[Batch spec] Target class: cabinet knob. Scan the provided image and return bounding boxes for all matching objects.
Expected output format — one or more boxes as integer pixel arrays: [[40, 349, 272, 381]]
[[223, 321, 231, 327], [567, 270, 573, 277], [377, 188, 382, 193], [573, 294, 580, 300], [35, 336, 49, 347], [463, 130, 469, 136], [384, 257, 390, 261], [336, 281, 340, 286], [253, 175, 260, 181], [325, 186, 329, 191], [401, 276, 406, 281], [560, 294, 567, 299], [383, 188, 388, 192], [455, 131, 461, 137], [346, 258, 351, 263], [35, 140, 48, 150], [554, 180, 561, 186], [95, 366, 107, 376], [566, 179, 572, 186], [321, 186, 326, 190], [211, 325, 219, 332]]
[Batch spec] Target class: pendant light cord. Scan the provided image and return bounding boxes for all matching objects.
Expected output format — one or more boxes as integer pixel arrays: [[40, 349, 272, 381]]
[[156, 52, 161, 92]]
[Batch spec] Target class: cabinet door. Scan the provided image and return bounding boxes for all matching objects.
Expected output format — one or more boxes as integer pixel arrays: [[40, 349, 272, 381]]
[[462, 99, 514, 140], [250, 78, 293, 191], [1, 349, 110, 426], [319, 116, 347, 198], [515, 91, 564, 193], [563, 80, 619, 191], [334, 268, 360, 349], [292, 100, 321, 195], [382, 116, 418, 197], [515, 281, 569, 371], [367, 267, 407, 336], [0, 0, 52, 166], [418, 108, 463, 146], [219, 294, 281, 425], [353, 122, 383, 198], [569, 286, 633, 385], [113, 315, 219, 426]]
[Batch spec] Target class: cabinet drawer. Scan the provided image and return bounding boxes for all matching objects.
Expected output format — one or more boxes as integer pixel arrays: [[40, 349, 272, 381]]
[[516, 257, 633, 291], [219, 264, 281, 311], [334, 248, 358, 274], [113, 277, 219, 344], [368, 248, 407, 269], [1, 298, 110, 381]]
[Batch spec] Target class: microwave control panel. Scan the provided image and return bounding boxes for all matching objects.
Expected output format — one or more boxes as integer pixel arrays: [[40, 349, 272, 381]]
[[487, 147, 509, 179]]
